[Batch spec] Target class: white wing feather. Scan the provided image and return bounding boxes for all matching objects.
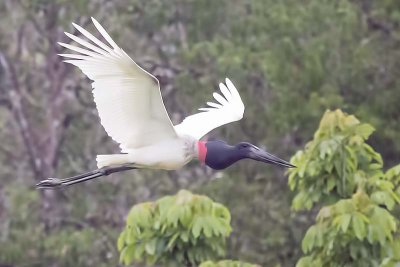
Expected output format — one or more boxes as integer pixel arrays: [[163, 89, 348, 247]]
[[174, 78, 245, 140], [59, 18, 177, 151]]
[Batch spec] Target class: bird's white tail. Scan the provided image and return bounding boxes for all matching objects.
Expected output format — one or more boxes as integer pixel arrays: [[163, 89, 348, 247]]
[[96, 154, 131, 169]]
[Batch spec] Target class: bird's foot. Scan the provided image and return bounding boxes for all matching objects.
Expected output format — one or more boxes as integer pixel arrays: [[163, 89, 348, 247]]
[[36, 178, 63, 189]]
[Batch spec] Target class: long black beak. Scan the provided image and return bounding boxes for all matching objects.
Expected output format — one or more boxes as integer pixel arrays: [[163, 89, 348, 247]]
[[249, 148, 295, 168]]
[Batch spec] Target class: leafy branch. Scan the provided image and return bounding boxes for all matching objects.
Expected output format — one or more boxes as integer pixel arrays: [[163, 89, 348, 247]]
[[288, 109, 400, 267]]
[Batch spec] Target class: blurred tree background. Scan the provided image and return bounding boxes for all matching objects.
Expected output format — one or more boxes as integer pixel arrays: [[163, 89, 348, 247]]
[[0, 0, 399, 266]]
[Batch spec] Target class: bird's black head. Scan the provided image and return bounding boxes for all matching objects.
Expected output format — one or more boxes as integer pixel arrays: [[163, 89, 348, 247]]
[[198, 140, 295, 170]]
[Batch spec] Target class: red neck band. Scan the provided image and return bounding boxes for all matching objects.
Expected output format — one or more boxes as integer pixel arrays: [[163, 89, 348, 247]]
[[197, 141, 207, 163]]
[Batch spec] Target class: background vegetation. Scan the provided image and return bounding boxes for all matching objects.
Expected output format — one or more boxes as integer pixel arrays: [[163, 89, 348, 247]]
[[0, 0, 399, 266]]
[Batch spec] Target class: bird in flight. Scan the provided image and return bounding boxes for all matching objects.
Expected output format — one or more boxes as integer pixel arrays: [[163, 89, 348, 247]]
[[37, 18, 294, 189]]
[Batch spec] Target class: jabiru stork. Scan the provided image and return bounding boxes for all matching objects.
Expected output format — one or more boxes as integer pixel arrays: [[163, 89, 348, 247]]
[[36, 18, 294, 189]]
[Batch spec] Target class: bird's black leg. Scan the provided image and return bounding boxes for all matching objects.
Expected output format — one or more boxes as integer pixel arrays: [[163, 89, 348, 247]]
[[36, 164, 136, 189]]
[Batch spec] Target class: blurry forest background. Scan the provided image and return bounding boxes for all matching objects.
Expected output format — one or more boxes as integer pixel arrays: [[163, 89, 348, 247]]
[[0, 0, 399, 266]]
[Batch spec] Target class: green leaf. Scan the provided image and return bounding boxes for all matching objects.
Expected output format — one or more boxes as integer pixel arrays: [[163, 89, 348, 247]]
[[192, 217, 203, 238], [125, 227, 136, 245], [117, 230, 126, 251], [167, 233, 179, 250], [371, 191, 395, 210], [122, 245, 136, 265], [203, 218, 213, 238], [301, 225, 316, 252], [385, 164, 400, 180], [355, 123, 375, 139], [352, 214, 366, 240], [145, 238, 157, 255], [340, 214, 352, 233], [326, 176, 336, 192], [335, 199, 355, 213]]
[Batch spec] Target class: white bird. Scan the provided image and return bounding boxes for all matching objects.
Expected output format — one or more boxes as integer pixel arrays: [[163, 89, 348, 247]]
[[37, 18, 294, 188]]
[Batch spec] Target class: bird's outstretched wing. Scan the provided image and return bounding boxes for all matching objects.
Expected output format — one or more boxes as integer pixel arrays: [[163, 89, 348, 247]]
[[174, 78, 245, 140], [59, 18, 177, 151]]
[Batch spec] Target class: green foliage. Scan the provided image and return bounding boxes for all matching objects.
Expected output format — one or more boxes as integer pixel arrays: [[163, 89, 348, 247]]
[[299, 191, 398, 266], [288, 109, 385, 210], [0, 183, 118, 267], [289, 110, 400, 266], [118, 190, 231, 266], [385, 164, 400, 197], [200, 260, 261, 267]]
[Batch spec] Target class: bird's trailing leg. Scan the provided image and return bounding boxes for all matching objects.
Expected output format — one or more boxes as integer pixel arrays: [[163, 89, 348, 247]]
[[36, 164, 136, 189]]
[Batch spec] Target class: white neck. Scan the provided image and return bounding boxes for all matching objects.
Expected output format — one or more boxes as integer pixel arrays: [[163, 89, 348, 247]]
[[180, 134, 200, 159]]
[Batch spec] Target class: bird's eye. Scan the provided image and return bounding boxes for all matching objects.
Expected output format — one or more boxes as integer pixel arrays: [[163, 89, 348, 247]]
[[240, 144, 249, 149]]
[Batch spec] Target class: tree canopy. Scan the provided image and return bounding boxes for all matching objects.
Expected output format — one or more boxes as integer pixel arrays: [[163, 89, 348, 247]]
[[288, 110, 400, 267]]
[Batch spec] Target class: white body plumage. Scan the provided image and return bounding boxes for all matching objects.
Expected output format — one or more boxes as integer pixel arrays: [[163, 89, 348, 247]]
[[96, 135, 198, 170]]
